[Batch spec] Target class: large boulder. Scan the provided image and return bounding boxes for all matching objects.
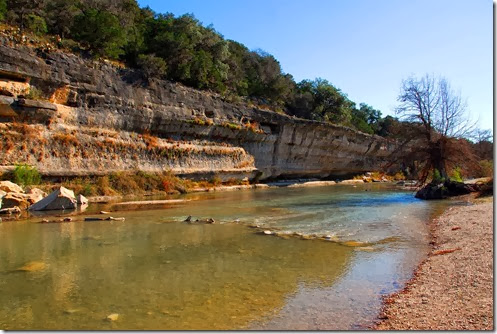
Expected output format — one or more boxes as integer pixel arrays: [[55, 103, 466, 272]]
[[0, 189, 5, 209], [415, 180, 479, 200], [2, 193, 30, 209], [29, 186, 77, 211], [0, 181, 23, 193], [25, 188, 47, 204]]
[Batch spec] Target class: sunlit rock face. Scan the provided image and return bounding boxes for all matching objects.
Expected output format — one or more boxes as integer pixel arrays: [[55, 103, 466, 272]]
[[0, 39, 394, 180]]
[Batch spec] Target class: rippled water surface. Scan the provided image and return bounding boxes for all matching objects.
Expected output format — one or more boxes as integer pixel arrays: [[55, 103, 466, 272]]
[[0, 184, 446, 329]]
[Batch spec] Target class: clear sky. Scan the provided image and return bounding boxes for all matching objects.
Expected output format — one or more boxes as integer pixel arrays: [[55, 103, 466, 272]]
[[137, 0, 493, 133]]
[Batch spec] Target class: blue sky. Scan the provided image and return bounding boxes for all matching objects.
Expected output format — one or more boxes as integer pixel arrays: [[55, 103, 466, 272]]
[[138, 0, 493, 133]]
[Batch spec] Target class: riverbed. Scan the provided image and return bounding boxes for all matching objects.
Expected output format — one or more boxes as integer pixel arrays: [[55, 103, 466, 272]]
[[0, 183, 447, 330]]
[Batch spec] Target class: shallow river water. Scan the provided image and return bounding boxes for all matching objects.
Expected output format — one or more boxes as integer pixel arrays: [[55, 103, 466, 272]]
[[0, 183, 447, 330]]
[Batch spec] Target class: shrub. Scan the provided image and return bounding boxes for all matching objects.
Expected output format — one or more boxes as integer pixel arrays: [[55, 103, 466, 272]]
[[109, 171, 141, 193], [222, 122, 242, 130], [137, 54, 168, 80], [26, 86, 43, 100], [13, 164, 41, 186], [26, 14, 47, 36], [96, 176, 116, 196], [478, 160, 493, 178], [60, 38, 81, 52], [211, 174, 222, 186], [432, 169, 445, 184], [449, 167, 463, 182]]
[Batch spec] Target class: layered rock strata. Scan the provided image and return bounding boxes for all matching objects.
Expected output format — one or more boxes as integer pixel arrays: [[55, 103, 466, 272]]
[[0, 39, 395, 180]]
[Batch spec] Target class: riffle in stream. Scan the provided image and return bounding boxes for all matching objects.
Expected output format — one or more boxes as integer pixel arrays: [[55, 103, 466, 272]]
[[0, 183, 447, 330]]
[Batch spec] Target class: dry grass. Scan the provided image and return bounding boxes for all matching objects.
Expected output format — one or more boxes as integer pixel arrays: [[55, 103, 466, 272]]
[[52, 133, 79, 146], [47, 170, 198, 197]]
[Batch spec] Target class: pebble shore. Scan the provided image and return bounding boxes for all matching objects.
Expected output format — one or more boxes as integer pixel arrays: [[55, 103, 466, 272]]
[[374, 197, 493, 330]]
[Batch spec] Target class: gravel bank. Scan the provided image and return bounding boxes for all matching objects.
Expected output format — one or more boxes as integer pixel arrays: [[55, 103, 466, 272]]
[[375, 198, 493, 330]]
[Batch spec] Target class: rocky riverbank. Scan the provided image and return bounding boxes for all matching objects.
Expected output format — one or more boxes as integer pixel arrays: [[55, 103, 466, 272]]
[[374, 195, 493, 330]]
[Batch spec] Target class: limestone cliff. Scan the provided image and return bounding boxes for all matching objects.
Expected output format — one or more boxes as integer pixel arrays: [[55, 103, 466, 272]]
[[0, 39, 395, 181]]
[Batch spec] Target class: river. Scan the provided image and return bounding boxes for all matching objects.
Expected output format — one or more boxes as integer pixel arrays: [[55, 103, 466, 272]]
[[0, 183, 447, 330]]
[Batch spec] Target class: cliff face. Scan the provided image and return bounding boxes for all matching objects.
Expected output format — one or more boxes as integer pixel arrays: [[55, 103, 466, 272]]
[[0, 40, 394, 181]]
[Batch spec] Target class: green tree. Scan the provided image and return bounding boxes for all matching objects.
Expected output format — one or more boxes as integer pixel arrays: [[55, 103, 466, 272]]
[[72, 8, 126, 59], [25, 14, 47, 35], [45, 0, 81, 38], [0, 0, 7, 21], [13, 164, 41, 186], [6, 0, 45, 31], [137, 53, 167, 80], [350, 103, 383, 134], [288, 78, 354, 125]]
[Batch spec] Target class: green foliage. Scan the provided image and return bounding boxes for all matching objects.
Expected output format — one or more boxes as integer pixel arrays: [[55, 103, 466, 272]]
[[13, 164, 41, 186], [45, 0, 80, 38], [432, 169, 445, 184], [449, 167, 463, 182], [0, 0, 6, 21], [26, 86, 43, 100], [288, 78, 354, 126], [59, 38, 80, 52], [349, 103, 382, 134], [2, 0, 395, 136], [137, 53, 167, 80], [26, 14, 47, 35], [72, 8, 125, 59]]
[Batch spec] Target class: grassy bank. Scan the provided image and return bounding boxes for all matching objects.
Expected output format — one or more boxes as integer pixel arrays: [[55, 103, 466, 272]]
[[1, 167, 250, 197]]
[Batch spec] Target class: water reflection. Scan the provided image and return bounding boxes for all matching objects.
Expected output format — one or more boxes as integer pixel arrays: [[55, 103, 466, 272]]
[[0, 184, 445, 330], [0, 214, 352, 329]]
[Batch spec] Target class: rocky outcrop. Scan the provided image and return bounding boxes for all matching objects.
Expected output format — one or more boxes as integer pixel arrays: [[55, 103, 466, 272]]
[[0, 39, 396, 181], [415, 181, 480, 200], [29, 186, 76, 211], [0, 180, 23, 193]]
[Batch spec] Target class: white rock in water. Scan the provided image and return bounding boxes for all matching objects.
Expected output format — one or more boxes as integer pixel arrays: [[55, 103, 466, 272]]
[[77, 194, 88, 205], [263, 230, 272, 235], [106, 313, 119, 321], [29, 186, 77, 211]]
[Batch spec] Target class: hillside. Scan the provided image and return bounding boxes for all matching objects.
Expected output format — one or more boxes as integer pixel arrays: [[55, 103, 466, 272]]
[[0, 38, 394, 182]]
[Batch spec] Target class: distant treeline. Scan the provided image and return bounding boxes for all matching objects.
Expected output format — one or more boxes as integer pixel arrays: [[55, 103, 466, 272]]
[[0, 0, 447, 137]]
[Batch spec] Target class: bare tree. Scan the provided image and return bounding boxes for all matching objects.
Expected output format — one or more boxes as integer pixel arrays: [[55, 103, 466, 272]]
[[394, 74, 477, 183]]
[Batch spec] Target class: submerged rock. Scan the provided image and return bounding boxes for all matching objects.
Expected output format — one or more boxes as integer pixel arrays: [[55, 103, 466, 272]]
[[0, 206, 21, 214], [15, 261, 46, 272], [185, 216, 215, 224], [341, 240, 370, 247], [29, 186, 77, 211]]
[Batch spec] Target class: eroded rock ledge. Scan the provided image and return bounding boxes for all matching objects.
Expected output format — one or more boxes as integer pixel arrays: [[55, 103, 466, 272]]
[[0, 38, 395, 181]]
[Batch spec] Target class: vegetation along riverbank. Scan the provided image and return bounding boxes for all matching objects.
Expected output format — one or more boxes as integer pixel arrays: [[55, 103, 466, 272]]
[[0, 0, 492, 331]]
